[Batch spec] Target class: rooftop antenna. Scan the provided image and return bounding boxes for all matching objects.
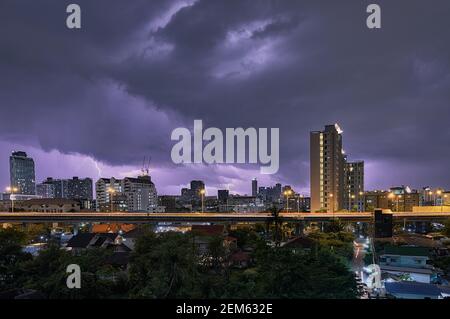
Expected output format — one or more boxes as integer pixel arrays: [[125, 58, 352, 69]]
[[141, 156, 146, 176], [144, 156, 151, 176]]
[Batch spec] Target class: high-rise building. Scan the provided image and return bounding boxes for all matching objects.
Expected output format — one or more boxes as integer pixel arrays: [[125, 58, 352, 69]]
[[95, 175, 160, 212], [217, 189, 229, 204], [52, 179, 68, 198], [123, 175, 158, 212], [67, 177, 93, 200], [9, 151, 36, 195], [310, 124, 345, 213], [252, 178, 258, 197], [36, 177, 92, 201], [257, 183, 282, 204], [36, 181, 55, 198], [95, 177, 124, 211], [190, 180, 205, 199], [344, 161, 364, 211], [363, 187, 419, 212]]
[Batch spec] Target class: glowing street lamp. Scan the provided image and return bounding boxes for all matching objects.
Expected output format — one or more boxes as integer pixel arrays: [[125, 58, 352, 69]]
[[397, 195, 402, 212], [349, 194, 356, 212], [436, 189, 443, 207], [297, 194, 304, 213], [199, 189, 206, 213], [444, 194, 448, 213], [5, 186, 19, 213], [107, 187, 116, 212], [329, 193, 334, 216], [359, 191, 364, 212]]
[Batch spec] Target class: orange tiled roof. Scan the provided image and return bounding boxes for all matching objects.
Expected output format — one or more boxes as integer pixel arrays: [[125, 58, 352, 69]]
[[91, 224, 136, 233], [191, 225, 224, 236]]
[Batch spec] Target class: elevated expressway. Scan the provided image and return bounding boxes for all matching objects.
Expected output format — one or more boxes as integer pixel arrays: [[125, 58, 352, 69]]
[[1, 211, 449, 224]]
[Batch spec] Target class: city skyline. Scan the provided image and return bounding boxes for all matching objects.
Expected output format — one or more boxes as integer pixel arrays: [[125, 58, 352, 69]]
[[1, 1, 450, 195], [1, 134, 448, 198]]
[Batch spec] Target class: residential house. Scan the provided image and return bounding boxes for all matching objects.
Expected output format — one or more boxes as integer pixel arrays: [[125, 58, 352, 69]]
[[379, 246, 436, 283]]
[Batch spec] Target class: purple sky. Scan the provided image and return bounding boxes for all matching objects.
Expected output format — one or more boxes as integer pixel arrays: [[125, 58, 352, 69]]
[[1, 0, 450, 195]]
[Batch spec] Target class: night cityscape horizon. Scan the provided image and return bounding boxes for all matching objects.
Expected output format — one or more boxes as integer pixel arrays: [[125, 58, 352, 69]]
[[2, 120, 450, 198], [2, 0, 450, 304], [2, 1, 450, 198]]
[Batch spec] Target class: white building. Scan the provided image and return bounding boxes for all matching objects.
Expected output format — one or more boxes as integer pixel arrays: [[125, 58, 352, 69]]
[[123, 175, 159, 212], [95, 177, 124, 211]]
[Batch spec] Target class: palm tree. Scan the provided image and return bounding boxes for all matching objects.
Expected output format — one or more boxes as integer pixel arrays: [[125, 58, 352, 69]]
[[268, 205, 283, 246]]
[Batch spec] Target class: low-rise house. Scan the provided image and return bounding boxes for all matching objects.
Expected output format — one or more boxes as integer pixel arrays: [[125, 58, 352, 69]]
[[191, 225, 227, 255], [66, 233, 121, 254], [91, 223, 136, 234], [121, 227, 148, 251], [282, 236, 316, 252], [385, 281, 449, 299], [379, 246, 436, 283], [191, 225, 237, 256]]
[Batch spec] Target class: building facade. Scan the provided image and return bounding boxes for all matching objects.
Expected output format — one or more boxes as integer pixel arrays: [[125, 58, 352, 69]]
[[217, 189, 229, 204], [67, 177, 93, 200], [36, 181, 55, 198], [310, 124, 345, 212], [364, 187, 420, 212], [36, 176, 92, 201], [95, 177, 124, 211], [9, 151, 36, 195], [252, 178, 258, 197], [123, 175, 158, 212], [344, 161, 364, 211]]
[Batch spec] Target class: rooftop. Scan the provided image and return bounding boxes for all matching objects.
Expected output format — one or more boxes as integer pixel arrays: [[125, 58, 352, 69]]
[[383, 245, 430, 257], [191, 225, 225, 237], [385, 281, 443, 298]]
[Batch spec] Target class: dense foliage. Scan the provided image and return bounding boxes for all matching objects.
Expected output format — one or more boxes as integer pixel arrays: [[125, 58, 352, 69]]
[[0, 225, 357, 299]]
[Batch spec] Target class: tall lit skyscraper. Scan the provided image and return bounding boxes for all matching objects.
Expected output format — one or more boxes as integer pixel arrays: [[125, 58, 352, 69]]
[[310, 124, 345, 213], [9, 151, 36, 195], [252, 178, 258, 197], [344, 161, 364, 211]]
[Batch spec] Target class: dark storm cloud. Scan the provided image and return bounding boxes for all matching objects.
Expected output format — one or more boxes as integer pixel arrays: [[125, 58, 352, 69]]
[[1, 0, 450, 192]]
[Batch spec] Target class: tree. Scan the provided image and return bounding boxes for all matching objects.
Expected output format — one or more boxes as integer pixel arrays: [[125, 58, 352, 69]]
[[324, 219, 345, 233], [20, 245, 121, 299], [268, 206, 283, 246], [443, 219, 450, 237], [207, 235, 227, 272], [253, 246, 357, 298], [0, 228, 32, 291], [128, 231, 199, 298]]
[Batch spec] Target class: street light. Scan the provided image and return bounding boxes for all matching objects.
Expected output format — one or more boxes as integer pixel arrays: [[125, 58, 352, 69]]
[[200, 189, 206, 213], [359, 191, 364, 212], [107, 187, 116, 212], [437, 190, 443, 208], [397, 195, 402, 212], [297, 194, 304, 213], [283, 190, 292, 212], [388, 192, 395, 211], [350, 194, 356, 212], [442, 194, 448, 213], [329, 193, 334, 217], [5, 186, 19, 213]]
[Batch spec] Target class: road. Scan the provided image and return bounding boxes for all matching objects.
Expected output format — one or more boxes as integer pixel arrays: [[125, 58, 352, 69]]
[[1, 211, 450, 223]]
